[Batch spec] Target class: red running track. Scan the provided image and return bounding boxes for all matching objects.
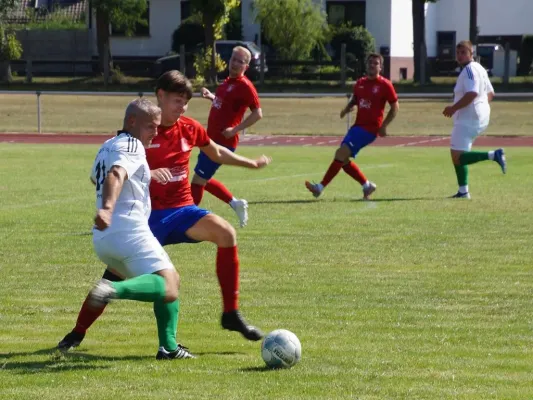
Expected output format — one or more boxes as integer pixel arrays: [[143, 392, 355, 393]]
[[1, 133, 532, 147]]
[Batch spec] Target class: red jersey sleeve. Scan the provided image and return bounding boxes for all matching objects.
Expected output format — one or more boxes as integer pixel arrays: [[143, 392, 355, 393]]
[[386, 80, 399, 104], [245, 82, 261, 110], [195, 122, 211, 147]]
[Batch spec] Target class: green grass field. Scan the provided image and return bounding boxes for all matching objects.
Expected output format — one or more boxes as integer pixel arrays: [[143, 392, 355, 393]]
[[1, 144, 532, 399], [1, 94, 533, 136]]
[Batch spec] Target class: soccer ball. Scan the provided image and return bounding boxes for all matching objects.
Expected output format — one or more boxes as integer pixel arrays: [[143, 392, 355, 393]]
[[261, 329, 301, 369]]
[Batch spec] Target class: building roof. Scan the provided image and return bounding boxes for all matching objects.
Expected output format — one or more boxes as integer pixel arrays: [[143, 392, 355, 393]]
[[6, 0, 87, 24]]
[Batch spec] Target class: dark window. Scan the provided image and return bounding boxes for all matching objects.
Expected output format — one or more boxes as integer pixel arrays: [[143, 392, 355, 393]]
[[111, 1, 150, 37], [327, 1, 365, 27]]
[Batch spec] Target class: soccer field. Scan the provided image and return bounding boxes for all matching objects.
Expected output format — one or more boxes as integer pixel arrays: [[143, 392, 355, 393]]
[[1, 94, 533, 136], [1, 143, 532, 399]]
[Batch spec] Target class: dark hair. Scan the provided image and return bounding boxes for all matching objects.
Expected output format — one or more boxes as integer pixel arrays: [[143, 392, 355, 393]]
[[366, 53, 384, 65], [155, 70, 193, 100]]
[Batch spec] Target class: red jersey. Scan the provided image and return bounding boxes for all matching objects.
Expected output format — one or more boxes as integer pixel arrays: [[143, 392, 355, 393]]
[[207, 75, 260, 148], [146, 116, 210, 210], [352, 76, 398, 135]]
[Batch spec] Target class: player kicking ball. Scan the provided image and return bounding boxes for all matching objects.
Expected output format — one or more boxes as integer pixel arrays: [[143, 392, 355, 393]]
[[58, 71, 271, 357], [305, 53, 399, 200]]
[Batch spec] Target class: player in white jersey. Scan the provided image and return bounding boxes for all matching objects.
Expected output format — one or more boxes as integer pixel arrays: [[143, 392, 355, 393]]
[[442, 40, 507, 199], [86, 98, 194, 360]]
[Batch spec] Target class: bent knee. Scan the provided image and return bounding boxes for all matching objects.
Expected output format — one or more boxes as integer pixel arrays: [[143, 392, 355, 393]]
[[191, 174, 207, 186], [335, 146, 351, 163], [217, 223, 236, 247]]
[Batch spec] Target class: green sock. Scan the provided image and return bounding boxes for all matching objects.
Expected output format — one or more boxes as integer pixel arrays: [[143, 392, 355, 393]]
[[454, 165, 469, 186], [459, 151, 489, 165], [112, 274, 166, 302], [154, 299, 179, 351]]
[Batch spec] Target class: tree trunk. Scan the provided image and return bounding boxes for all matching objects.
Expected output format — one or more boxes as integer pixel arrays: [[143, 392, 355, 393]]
[[96, 7, 113, 74], [203, 15, 216, 83], [0, 61, 12, 83], [412, 0, 429, 83]]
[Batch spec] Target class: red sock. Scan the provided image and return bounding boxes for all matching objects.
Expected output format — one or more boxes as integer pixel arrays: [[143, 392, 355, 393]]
[[73, 296, 107, 334], [191, 183, 205, 205], [216, 246, 239, 312], [320, 160, 344, 187], [205, 178, 233, 204], [342, 161, 367, 185]]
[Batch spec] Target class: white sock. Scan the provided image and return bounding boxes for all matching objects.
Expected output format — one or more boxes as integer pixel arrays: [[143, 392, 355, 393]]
[[488, 151, 495, 160], [229, 198, 238, 207], [459, 185, 469, 194], [362, 181, 371, 189]]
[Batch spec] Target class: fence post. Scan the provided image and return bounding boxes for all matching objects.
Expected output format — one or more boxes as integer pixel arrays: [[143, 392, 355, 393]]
[[37, 91, 42, 134], [420, 43, 427, 85], [260, 45, 265, 86], [346, 93, 351, 130], [503, 42, 511, 86], [103, 43, 110, 88], [340, 43, 347, 86], [26, 58, 32, 83], [179, 44, 186, 74]]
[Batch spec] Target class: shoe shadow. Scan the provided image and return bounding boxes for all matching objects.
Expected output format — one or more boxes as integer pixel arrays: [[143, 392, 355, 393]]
[[194, 351, 247, 356], [0, 347, 153, 374]]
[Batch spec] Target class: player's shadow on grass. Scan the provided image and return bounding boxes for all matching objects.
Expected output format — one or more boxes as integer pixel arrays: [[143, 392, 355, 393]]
[[239, 366, 283, 373], [247, 199, 317, 205], [351, 196, 437, 202], [0, 347, 153, 374]]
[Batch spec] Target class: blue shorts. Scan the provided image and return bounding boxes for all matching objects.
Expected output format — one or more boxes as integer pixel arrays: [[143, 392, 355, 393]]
[[341, 126, 377, 158], [194, 146, 235, 180], [149, 205, 210, 246]]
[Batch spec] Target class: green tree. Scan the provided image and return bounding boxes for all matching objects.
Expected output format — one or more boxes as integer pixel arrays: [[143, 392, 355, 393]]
[[0, 0, 22, 82], [412, 0, 437, 83], [191, 0, 240, 83], [254, 0, 327, 61], [92, 0, 147, 73]]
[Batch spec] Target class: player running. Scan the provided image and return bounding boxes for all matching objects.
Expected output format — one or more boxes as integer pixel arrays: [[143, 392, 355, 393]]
[[305, 53, 399, 200], [58, 71, 271, 356], [191, 45, 263, 227], [442, 40, 506, 199]]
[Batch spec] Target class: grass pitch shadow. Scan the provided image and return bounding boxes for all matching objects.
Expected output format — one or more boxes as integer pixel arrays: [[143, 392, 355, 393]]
[[0, 347, 153, 374]]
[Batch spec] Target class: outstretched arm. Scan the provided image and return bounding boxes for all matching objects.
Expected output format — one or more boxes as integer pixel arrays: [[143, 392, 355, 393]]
[[340, 95, 358, 119], [200, 140, 271, 169]]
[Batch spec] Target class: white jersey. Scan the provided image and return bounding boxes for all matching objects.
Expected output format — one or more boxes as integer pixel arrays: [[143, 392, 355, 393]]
[[90, 131, 151, 239], [453, 61, 494, 125]]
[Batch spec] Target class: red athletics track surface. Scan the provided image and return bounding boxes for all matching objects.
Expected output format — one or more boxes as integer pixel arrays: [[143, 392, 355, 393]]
[[1, 133, 532, 147]]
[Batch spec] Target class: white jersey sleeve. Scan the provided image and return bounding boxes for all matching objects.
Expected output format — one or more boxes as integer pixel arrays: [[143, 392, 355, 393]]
[[460, 64, 480, 94]]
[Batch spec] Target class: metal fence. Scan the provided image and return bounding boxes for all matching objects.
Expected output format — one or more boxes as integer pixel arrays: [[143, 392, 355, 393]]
[[1, 90, 533, 134]]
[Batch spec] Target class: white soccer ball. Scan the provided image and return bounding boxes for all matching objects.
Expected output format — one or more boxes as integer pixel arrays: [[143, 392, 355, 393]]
[[261, 329, 301, 369]]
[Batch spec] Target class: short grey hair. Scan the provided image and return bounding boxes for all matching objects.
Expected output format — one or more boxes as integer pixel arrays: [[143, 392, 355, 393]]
[[123, 98, 161, 127]]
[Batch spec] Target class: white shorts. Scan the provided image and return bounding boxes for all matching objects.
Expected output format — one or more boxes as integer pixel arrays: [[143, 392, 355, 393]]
[[93, 232, 174, 279], [450, 122, 489, 151]]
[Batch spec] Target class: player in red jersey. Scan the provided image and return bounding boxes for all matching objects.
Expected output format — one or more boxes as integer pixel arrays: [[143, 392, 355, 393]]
[[191, 46, 263, 228], [58, 71, 271, 357], [305, 53, 399, 200]]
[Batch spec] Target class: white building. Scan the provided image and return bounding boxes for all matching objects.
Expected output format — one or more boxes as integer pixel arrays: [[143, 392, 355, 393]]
[[91, 0, 533, 81]]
